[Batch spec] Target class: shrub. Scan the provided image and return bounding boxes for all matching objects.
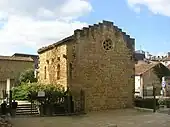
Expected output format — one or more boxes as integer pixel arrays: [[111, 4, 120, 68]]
[[12, 82, 65, 102], [12, 83, 31, 100]]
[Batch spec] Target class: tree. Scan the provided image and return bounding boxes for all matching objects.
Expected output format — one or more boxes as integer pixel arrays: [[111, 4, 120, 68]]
[[19, 69, 37, 83]]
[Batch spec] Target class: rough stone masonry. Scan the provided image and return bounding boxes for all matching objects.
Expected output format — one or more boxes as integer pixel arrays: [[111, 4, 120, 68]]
[[38, 20, 135, 112]]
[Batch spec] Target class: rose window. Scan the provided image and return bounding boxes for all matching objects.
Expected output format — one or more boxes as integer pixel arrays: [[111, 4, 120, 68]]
[[103, 39, 113, 51]]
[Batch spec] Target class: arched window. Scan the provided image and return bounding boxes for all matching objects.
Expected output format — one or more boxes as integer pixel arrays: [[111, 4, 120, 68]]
[[57, 64, 60, 80], [44, 66, 47, 79]]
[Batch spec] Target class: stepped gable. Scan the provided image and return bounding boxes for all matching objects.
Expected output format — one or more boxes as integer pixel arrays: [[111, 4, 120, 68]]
[[74, 20, 135, 51], [113, 24, 134, 51], [38, 20, 135, 54]]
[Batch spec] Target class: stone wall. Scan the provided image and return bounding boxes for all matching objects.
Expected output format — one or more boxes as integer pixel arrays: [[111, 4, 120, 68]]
[[38, 20, 135, 112], [67, 21, 135, 112], [38, 44, 68, 89], [0, 59, 34, 96], [0, 59, 34, 82]]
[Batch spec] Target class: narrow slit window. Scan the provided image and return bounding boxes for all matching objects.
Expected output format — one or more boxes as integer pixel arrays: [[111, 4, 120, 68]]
[[44, 66, 47, 79], [69, 63, 73, 79], [57, 64, 60, 80]]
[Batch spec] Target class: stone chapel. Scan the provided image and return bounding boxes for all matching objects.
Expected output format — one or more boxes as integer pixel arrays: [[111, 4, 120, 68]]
[[38, 20, 135, 112]]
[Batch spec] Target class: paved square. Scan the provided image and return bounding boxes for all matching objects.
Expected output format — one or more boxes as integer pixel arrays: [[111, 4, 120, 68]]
[[11, 109, 170, 127]]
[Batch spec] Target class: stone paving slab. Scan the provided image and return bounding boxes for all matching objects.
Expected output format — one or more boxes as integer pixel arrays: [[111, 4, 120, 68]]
[[11, 109, 170, 127]]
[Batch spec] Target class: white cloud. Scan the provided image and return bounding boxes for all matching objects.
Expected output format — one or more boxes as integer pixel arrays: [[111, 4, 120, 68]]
[[0, 0, 92, 55], [127, 0, 170, 16], [134, 6, 141, 13]]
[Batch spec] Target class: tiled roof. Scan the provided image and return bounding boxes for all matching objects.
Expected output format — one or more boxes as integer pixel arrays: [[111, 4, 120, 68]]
[[0, 56, 34, 62], [135, 61, 159, 75]]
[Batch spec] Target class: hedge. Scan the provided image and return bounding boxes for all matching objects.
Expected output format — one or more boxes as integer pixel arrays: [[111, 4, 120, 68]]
[[134, 98, 159, 109]]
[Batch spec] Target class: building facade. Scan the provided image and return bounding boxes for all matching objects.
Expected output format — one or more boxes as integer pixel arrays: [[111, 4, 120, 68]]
[[12, 53, 39, 78], [38, 20, 135, 112], [135, 61, 168, 97], [0, 56, 34, 98]]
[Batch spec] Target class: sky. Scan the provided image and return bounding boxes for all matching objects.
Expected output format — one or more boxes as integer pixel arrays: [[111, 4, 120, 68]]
[[0, 0, 170, 56]]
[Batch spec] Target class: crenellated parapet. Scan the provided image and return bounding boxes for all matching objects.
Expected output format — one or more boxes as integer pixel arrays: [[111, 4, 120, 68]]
[[73, 20, 135, 51]]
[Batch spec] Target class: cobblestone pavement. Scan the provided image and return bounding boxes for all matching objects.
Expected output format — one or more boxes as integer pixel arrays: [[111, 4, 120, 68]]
[[11, 109, 170, 127]]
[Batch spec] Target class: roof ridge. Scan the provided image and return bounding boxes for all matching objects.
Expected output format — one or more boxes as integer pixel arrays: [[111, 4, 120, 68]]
[[135, 62, 161, 75], [0, 55, 34, 62]]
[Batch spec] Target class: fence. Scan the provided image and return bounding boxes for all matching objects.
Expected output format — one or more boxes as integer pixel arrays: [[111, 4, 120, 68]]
[[31, 89, 86, 116], [135, 85, 158, 112]]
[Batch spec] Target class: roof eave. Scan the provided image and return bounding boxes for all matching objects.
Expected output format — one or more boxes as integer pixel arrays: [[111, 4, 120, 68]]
[[38, 35, 74, 54]]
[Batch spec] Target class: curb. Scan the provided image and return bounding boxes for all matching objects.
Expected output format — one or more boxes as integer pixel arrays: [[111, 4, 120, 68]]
[[134, 107, 154, 112]]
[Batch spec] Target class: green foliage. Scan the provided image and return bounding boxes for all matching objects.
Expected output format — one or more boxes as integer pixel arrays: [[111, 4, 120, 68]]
[[19, 69, 37, 83], [12, 82, 65, 102], [153, 64, 170, 82], [12, 82, 31, 100]]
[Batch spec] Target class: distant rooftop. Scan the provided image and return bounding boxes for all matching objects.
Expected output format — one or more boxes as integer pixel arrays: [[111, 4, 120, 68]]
[[12, 53, 38, 58], [135, 61, 160, 76], [134, 52, 145, 61], [0, 55, 34, 62], [135, 50, 145, 54]]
